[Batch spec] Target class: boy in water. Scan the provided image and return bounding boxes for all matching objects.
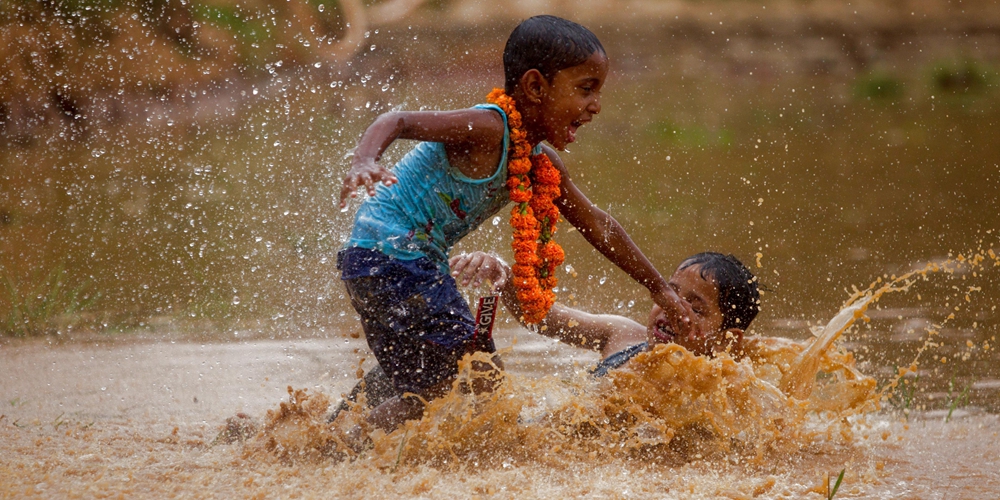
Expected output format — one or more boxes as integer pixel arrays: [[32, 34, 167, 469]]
[[449, 250, 761, 374], [337, 15, 694, 432], [330, 251, 762, 423]]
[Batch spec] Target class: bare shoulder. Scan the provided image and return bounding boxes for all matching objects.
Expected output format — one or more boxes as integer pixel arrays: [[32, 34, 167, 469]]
[[396, 107, 505, 147], [597, 314, 646, 359]]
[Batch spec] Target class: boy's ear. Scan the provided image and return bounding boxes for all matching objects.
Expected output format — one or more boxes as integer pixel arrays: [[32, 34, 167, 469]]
[[519, 69, 547, 104]]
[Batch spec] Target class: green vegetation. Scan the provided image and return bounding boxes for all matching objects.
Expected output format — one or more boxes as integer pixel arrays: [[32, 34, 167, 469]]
[[945, 375, 971, 422], [931, 60, 994, 94], [853, 72, 904, 101], [887, 369, 919, 418], [828, 468, 845, 500], [646, 119, 733, 149], [2, 264, 99, 336]]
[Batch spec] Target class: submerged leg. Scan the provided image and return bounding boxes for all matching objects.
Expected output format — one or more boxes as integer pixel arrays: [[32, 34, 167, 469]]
[[328, 365, 398, 423]]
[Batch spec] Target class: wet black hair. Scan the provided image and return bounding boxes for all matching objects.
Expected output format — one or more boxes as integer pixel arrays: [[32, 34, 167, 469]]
[[503, 15, 606, 94], [678, 252, 761, 331]]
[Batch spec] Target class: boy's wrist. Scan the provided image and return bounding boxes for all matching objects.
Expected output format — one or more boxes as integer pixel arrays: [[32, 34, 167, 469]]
[[646, 277, 670, 297]]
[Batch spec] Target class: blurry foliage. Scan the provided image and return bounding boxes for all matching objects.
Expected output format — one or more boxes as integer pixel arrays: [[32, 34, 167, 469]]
[[931, 60, 995, 95], [852, 72, 904, 101], [0, 0, 351, 138], [646, 119, 733, 149], [1, 263, 100, 336]]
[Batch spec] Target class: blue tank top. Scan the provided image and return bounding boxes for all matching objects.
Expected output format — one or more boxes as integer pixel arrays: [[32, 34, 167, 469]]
[[345, 104, 539, 273]]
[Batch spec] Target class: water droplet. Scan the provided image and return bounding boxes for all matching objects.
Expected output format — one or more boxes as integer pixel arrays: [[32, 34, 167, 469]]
[[318, 4, 324, 11], [627, 300, 635, 308], [232, 296, 241, 305], [599, 277, 607, 285], [492, 216, 501, 226]]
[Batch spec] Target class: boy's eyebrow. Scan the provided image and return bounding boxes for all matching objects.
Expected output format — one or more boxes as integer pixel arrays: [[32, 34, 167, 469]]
[[669, 281, 708, 308], [686, 293, 708, 308]]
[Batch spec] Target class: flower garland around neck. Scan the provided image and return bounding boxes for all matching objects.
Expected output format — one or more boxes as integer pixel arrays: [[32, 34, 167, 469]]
[[487, 88, 565, 324]]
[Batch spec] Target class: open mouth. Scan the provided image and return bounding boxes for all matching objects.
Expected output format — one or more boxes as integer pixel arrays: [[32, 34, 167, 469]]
[[653, 320, 675, 344], [567, 121, 581, 143]]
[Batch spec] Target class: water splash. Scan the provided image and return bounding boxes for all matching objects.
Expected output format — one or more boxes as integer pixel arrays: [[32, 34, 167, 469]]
[[245, 341, 876, 469]]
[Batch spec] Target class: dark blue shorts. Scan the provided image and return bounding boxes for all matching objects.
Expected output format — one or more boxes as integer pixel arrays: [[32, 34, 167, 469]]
[[338, 247, 496, 395]]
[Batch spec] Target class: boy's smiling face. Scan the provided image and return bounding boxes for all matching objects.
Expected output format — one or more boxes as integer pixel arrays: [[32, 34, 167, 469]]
[[647, 263, 744, 356], [535, 51, 608, 150]]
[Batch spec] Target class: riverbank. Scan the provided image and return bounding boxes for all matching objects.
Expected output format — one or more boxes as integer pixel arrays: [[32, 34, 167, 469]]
[[3, 0, 999, 143]]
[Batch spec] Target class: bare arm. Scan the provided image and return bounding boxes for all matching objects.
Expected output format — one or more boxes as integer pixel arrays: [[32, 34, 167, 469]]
[[449, 252, 645, 357], [339, 108, 505, 208], [544, 146, 695, 335]]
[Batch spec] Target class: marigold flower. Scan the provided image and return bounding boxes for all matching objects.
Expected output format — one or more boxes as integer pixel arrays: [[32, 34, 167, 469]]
[[509, 159, 531, 176], [541, 276, 558, 290], [539, 242, 565, 263], [510, 212, 536, 230], [517, 288, 543, 303], [533, 185, 561, 201], [533, 169, 560, 186], [516, 277, 540, 291], [514, 251, 539, 267], [511, 264, 537, 278], [506, 176, 530, 191]]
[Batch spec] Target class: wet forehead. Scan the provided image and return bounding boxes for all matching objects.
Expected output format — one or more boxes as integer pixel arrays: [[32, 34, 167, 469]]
[[557, 51, 609, 82], [669, 265, 719, 308]]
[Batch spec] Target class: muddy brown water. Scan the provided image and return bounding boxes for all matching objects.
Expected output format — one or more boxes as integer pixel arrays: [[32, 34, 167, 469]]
[[2, 20, 1000, 498], [2, 328, 999, 498]]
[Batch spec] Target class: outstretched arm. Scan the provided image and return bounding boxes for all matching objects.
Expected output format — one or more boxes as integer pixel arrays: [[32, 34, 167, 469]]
[[449, 252, 644, 357], [542, 146, 695, 336], [339, 108, 505, 208]]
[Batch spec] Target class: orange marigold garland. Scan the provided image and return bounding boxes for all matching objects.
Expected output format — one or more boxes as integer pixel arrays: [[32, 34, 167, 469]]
[[487, 88, 565, 324]]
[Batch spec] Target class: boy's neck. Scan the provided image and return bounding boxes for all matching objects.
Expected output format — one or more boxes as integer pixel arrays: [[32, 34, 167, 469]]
[[506, 87, 545, 147]]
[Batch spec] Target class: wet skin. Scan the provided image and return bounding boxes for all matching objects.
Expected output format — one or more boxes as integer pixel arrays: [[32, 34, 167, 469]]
[[647, 264, 744, 357], [525, 51, 608, 151]]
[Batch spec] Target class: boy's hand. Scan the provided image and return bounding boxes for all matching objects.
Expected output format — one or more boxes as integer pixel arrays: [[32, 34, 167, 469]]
[[339, 158, 398, 209], [449, 251, 509, 292], [650, 288, 698, 338]]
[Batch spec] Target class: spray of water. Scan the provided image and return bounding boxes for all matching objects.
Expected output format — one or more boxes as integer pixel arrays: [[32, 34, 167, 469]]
[[241, 244, 998, 472]]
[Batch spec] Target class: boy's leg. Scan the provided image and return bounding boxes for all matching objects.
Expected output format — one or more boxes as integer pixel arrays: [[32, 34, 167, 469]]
[[328, 365, 397, 423], [341, 257, 498, 430]]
